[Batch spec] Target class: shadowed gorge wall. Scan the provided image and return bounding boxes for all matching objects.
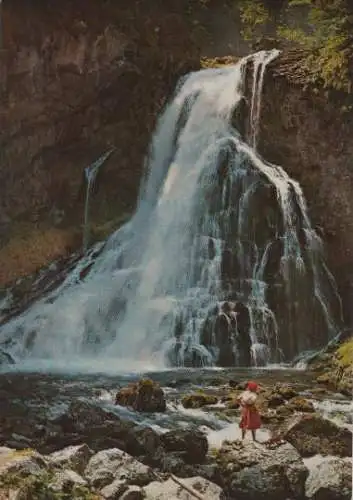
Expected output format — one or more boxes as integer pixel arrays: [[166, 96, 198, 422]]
[[0, 0, 205, 285]]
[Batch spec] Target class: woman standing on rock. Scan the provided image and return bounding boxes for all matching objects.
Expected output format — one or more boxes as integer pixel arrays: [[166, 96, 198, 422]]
[[238, 381, 261, 441]]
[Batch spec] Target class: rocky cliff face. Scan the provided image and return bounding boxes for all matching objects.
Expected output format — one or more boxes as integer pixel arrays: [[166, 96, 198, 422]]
[[0, 0, 203, 285], [259, 60, 353, 326], [1, 1, 353, 329]]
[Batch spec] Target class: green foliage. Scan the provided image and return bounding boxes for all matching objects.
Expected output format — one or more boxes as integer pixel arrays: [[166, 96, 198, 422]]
[[238, 0, 353, 92], [239, 0, 270, 40], [336, 339, 353, 369]]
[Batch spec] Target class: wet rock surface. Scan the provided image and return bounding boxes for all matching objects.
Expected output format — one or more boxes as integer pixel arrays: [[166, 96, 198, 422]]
[[181, 391, 218, 409], [160, 429, 208, 465], [282, 414, 352, 458]]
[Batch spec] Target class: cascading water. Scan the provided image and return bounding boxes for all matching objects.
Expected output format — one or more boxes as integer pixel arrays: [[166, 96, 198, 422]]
[[0, 50, 343, 371], [82, 148, 115, 252]]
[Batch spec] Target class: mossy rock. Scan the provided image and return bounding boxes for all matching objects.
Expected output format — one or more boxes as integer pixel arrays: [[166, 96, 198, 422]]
[[313, 339, 353, 395], [182, 392, 218, 409], [316, 372, 333, 384], [115, 378, 166, 412], [200, 56, 238, 69], [267, 393, 285, 409], [0, 471, 97, 499], [275, 405, 292, 419], [274, 383, 299, 401], [337, 378, 353, 397], [307, 387, 328, 396], [226, 397, 240, 410], [260, 410, 278, 424], [287, 397, 315, 413]]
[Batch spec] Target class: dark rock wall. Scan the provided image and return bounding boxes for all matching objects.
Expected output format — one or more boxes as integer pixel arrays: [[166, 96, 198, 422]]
[[0, 0, 203, 284], [259, 61, 353, 326]]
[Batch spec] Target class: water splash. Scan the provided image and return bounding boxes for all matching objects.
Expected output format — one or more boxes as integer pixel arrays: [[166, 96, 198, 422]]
[[0, 50, 342, 371]]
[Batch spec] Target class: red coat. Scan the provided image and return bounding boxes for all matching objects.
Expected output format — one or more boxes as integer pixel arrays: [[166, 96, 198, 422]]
[[239, 404, 261, 430]]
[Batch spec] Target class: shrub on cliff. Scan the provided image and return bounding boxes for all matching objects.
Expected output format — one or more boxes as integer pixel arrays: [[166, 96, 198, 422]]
[[239, 0, 353, 93]]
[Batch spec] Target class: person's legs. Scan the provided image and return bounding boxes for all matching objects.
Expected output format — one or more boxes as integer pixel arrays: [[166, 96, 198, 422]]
[[241, 429, 246, 440], [251, 430, 256, 441]]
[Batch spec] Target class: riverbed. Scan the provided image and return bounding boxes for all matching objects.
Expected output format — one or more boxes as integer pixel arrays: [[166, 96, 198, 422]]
[[0, 365, 351, 453]]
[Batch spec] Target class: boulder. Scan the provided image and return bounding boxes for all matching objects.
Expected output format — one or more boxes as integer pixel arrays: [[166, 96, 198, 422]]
[[53, 400, 130, 433], [305, 457, 352, 500], [125, 425, 162, 464], [226, 396, 240, 410], [115, 379, 166, 413], [267, 393, 285, 408], [46, 444, 94, 474], [48, 400, 164, 460], [274, 383, 299, 400], [316, 373, 332, 384], [282, 415, 352, 457], [120, 485, 145, 499], [51, 400, 135, 452], [100, 478, 128, 499], [84, 448, 154, 489], [275, 405, 293, 419], [287, 397, 315, 413], [49, 469, 88, 492], [143, 476, 223, 499], [181, 392, 218, 409], [157, 451, 218, 480], [0, 449, 47, 480], [213, 440, 308, 500], [337, 377, 353, 397], [160, 429, 208, 464]]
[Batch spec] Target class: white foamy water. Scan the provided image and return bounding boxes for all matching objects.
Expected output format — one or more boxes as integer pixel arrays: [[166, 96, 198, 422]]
[[313, 398, 353, 431], [0, 50, 342, 373], [207, 422, 270, 448]]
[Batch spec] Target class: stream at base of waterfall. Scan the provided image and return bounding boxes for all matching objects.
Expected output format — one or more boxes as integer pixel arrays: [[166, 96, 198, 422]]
[[0, 50, 343, 371]]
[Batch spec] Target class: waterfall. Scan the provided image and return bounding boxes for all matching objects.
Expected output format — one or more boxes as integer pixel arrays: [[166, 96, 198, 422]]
[[249, 50, 279, 150], [83, 148, 115, 251], [0, 50, 342, 371]]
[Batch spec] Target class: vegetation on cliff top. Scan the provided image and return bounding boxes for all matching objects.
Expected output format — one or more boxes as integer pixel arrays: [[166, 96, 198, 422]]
[[239, 0, 353, 92]]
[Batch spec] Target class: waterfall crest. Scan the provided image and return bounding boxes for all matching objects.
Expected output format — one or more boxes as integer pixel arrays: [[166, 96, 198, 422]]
[[0, 50, 342, 371]]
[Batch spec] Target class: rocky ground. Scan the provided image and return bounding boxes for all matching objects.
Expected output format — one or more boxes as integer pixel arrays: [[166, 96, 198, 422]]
[[0, 359, 351, 500]]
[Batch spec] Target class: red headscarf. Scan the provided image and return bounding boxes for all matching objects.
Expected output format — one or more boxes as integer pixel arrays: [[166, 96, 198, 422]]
[[247, 381, 258, 392]]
